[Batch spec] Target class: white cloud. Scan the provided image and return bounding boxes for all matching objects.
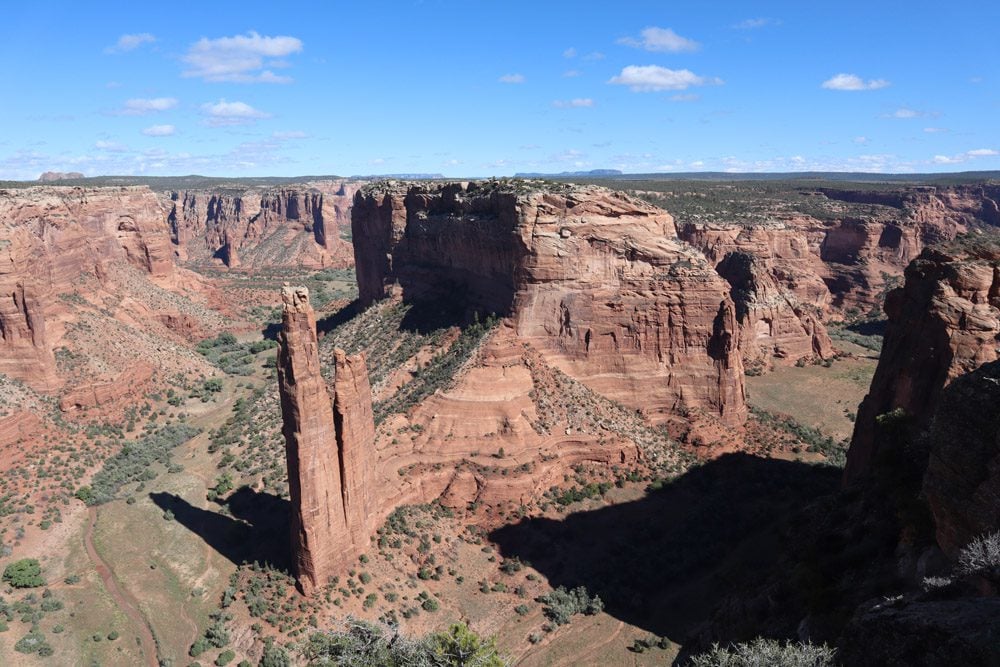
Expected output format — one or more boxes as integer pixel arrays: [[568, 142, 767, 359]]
[[923, 127, 947, 133], [671, 93, 700, 102], [609, 65, 722, 92], [120, 97, 178, 115], [563, 69, 581, 78], [618, 27, 699, 53], [821, 73, 890, 91], [94, 140, 128, 152], [142, 124, 175, 137], [931, 148, 998, 165], [105, 33, 156, 54], [583, 52, 605, 61], [734, 18, 777, 29], [552, 98, 594, 108], [499, 73, 525, 84], [272, 130, 307, 139], [182, 31, 303, 83], [891, 108, 919, 118], [854, 136, 870, 144], [200, 99, 270, 126], [563, 47, 577, 58]]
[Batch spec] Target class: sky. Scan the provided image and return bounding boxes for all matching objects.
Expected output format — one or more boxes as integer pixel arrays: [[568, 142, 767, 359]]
[[1, 0, 998, 179]]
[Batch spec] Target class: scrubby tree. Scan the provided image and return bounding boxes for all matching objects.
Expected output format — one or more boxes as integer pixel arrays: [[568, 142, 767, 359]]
[[3, 558, 45, 588]]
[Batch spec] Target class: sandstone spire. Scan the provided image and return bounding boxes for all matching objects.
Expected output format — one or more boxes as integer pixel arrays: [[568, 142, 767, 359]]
[[276, 284, 376, 595]]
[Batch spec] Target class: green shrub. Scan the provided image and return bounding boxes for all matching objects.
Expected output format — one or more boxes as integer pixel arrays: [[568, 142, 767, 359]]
[[14, 631, 48, 654], [537, 586, 602, 625], [3, 559, 45, 588], [215, 649, 236, 666], [689, 639, 836, 666]]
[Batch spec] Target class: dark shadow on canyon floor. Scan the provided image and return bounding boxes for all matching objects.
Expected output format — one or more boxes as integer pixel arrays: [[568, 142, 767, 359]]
[[490, 453, 841, 644], [150, 487, 291, 571]]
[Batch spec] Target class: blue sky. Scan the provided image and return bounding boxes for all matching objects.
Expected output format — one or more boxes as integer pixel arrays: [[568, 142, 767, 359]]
[[1, 1, 997, 179]]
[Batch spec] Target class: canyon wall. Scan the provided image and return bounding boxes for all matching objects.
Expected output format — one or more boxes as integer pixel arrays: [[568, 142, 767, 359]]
[[678, 184, 1000, 319], [0, 186, 175, 390], [277, 285, 374, 594], [353, 180, 747, 427], [845, 242, 1000, 482], [166, 182, 357, 269]]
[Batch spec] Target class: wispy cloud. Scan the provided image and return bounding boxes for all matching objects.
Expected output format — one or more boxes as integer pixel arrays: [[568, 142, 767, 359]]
[[563, 47, 577, 58], [670, 93, 700, 102], [609, 66, 722, 92], [142, 124, 175, 137], [923, 127, 947, 133], [932, 148, 998, 164], [618, 27, 699, 53], [272, 130, 307, 139], [563, 70, 581, 78], [200, 99, 270, 126], [733, 18, 778, 29], [499, 73, 525, 84], [182, 31, 303, 83], [821, 73, 890, 91], [552, 98, 594, 108], [105, 33, 156, 54], [889, 107, 920, 118], [119, 97, 178, 115]]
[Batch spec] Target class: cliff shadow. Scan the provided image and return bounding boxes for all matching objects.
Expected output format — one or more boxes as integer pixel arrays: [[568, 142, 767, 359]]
[[150, 487, 291, 571], [489, 453, 841, 645], [263, 299, 362, 341]]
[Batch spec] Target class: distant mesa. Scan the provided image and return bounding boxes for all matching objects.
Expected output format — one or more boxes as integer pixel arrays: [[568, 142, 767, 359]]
[[513, 169, 623, 178], [37, 171, 84, 182]]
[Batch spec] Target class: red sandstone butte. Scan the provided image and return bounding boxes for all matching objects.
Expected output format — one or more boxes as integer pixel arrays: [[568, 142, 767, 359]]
[[352, 180, 747, 427], [277, 284, 375, 594]]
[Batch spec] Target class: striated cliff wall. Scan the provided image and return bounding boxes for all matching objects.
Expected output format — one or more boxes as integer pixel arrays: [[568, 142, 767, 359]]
[[166, 183, 356, 269], [353, 180, 747, 426], [0, 186, 175, 390]]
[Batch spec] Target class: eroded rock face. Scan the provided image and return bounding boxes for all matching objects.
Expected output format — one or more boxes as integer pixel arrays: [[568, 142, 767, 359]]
[[166, 185, 355, 269], [0, 186, 175, 390], [277, 285, 375, 593], [353, 181, 747, 426], [845, 243, 1000, 482], [716, 251, 833, 368], [922, 360, 1000, 557], [679, 184, 1000, 318]]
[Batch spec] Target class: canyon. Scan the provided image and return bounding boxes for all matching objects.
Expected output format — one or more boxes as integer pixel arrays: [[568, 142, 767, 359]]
[[2, 175, 1000, 665]]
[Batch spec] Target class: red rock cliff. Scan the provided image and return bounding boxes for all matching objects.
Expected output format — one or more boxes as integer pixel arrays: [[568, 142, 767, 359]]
[[352, 180, 747, 426], [166, 185, 354, 269], [845, 240, 1000, 482], [277, 285, 376, 594], [0, 186, 174, 390]]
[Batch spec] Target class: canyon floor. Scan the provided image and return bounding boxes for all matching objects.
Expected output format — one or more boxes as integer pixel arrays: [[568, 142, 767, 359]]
[[0, 260, 876, 666]]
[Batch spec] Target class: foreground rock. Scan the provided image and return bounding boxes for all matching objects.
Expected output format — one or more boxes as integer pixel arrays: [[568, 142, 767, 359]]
[[277, 285, 375, 594], [353, 180, 747, 427], [845, 239, 1000, 482]]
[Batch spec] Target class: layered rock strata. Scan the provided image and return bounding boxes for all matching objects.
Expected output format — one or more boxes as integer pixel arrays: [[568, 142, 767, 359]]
[[277, 285, 374, 594], [166, 184, 356, 269], [845, 243, 1000, 482], [0, 186, 175, 390], [353, 180, 747, 426]]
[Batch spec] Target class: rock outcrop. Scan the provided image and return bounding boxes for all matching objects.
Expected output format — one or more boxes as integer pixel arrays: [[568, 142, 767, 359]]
[[165, 184, 355, 269], [353, 180, 747, 427], [922, 360, 1000, 557], [0, 186, 175, 390], [845, 241, 1000, 482], [277, 285, 375, 594], [37, 171, 84, 182]]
